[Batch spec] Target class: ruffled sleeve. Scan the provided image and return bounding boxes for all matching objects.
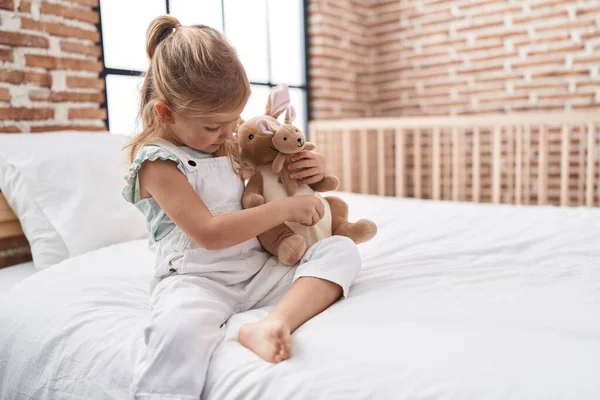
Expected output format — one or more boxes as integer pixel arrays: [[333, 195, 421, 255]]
[[122, 145, 186, 204]]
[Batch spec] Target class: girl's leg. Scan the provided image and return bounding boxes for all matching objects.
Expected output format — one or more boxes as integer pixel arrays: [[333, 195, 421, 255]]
[[132, 275, 234, 399], [239, 236, 360, 363]]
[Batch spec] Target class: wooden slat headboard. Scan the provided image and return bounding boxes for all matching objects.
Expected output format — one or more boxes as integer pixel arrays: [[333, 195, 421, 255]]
[[311, 112, 600, 207], [0, 192, 32, 268]]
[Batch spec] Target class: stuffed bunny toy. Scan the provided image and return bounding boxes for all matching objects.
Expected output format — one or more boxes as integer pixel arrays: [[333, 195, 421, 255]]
[[237, 84, 377, 265]]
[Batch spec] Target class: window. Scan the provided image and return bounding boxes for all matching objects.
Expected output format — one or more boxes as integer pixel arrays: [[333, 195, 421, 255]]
[[99, 0, 309, 136]]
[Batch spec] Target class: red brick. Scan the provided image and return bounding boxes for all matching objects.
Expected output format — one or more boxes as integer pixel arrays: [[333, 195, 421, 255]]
[[407, 49, 448, 62], [421, 38, 466, 49], [0, 48, 13, 62], [530, 0, 573, 10], [576, 5, 600, 16], [59, 40, 101, 57], [512, 57, 565, 70], [68, 107, 106, 119], [536, 19, 595, 33], [512, 10, 568, 25], [458, 85, 505, 95], [0, 125, 21, 133], [532, 69, 589, 78], [576, 82, 600, 89], [25, 54, 103, 72], [573, 56, 600, 67], [0, 30, 49, 48], [0, 87, 10, 102], [513, 33, 570, 46], [66, 0, 99, 6], [465, 4, 522, 19], [0, 107, 54, 120], [457, 19, 504, 34], [515, 82, 569, 91], [457, 62, 504, 75], [30, 89, 104, 103], [474, 73, 521, 83], [572, 103, 600, 110], [0, 0, 13, 10], [527, 43, 585, 57], [459, 0, 502, 11], [66, 76, 105, 90], [41, 2, 99, 24], [21, 17, 99, 42], [18, 0, 31, 12], [30, 125, 106, 133], [458, 42, 503, 55], [538, 93, 595, 101], [580, 31, 600, 41], [477, 28, 527, 41], [469, 51, 518, 63], [0, 70, 52, 86]]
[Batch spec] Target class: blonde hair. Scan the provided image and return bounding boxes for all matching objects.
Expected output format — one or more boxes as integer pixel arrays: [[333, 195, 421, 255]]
[[125, 15, 250, 168]]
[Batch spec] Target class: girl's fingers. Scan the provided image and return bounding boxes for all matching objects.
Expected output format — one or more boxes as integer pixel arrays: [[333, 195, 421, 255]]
[[289, 167, 319, 180]]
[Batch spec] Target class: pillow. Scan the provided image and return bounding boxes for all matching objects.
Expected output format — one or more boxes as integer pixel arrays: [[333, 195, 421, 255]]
[[0, 132, 148, 270]]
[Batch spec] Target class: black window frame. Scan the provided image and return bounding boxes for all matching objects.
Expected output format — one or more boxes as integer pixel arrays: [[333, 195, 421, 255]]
[[95, 0, 311, 133]]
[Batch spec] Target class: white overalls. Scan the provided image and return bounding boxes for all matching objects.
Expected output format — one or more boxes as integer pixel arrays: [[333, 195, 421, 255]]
[[129, 140, 361, 399]]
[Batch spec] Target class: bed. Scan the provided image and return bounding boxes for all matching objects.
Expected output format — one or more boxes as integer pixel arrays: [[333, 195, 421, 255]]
[[1, 115, 599, 399], [0, 261, 35, 295], [1, 193, 600, 399]]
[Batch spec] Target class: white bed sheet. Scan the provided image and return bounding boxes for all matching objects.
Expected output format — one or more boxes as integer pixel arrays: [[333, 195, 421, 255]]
[[1, 193, 599, 400], [0, 261, 36, 295]]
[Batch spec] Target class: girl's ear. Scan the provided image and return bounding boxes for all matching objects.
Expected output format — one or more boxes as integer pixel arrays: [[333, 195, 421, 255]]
[[155, 102, 174, 124]]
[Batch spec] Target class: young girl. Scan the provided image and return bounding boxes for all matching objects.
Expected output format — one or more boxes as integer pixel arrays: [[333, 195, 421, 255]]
[[123, 15, 361, 399]]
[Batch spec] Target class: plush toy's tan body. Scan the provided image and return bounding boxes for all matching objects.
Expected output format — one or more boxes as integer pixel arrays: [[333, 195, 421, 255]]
[[258, 164, 332, 249], [238, 85, 377, 265]]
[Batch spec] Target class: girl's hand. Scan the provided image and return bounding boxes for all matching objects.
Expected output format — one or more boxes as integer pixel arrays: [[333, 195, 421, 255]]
[[283, 195, 325, 226], [287, 151, 326, 185]]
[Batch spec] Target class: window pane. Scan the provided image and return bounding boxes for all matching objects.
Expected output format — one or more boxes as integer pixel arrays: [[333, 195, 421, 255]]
[[170, 0, 223, 31], [106, 75, 144, 136], [289, 87, 306, 135], [241, 84, 271, 122], [268, 0, 305, 86], [224, 0, 269, 83], [100, 0, 165, 71]]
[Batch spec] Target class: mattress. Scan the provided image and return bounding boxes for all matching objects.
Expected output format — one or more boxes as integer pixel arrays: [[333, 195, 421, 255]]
[[1, 193, 599, 400], [0, 261, 36, 295]]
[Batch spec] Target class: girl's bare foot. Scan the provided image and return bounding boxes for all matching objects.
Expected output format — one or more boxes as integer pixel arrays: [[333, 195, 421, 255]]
[[238, 318, 292, 363]]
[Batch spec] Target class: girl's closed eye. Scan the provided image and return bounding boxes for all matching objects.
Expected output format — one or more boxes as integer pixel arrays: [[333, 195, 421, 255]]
[[205, 125, 220, 132]]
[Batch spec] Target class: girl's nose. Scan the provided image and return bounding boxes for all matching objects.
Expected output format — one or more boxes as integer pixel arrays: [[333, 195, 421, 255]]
[[221, 128, 233, 140], [220, 124, 234, 139]]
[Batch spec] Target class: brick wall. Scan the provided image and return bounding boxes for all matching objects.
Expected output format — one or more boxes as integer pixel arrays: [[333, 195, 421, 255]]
[[309, 0, 377, 119], [309, 0, 600, 118], [0, 0, 106, 133]]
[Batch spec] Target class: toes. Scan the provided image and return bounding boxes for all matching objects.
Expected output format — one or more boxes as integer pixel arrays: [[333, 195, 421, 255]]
[[273, 346, 285, 363], [271, 334, 290, 363], [282, 342, 291, 360]]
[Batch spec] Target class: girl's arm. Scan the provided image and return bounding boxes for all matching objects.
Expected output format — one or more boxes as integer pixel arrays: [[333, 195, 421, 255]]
[[139, 160, 324, 250]]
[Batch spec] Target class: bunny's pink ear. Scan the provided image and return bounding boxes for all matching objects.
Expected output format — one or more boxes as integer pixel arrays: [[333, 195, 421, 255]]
[[265, 84, 290, 118], [256, 118, 277, 135], [284, 105, 296, 124]]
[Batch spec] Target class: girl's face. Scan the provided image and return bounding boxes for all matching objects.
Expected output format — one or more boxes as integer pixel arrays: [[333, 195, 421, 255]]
[[163, 103, 246, 154]]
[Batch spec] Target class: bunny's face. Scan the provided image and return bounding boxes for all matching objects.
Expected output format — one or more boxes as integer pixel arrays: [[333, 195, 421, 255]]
[[271, 124, 306, 154]]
